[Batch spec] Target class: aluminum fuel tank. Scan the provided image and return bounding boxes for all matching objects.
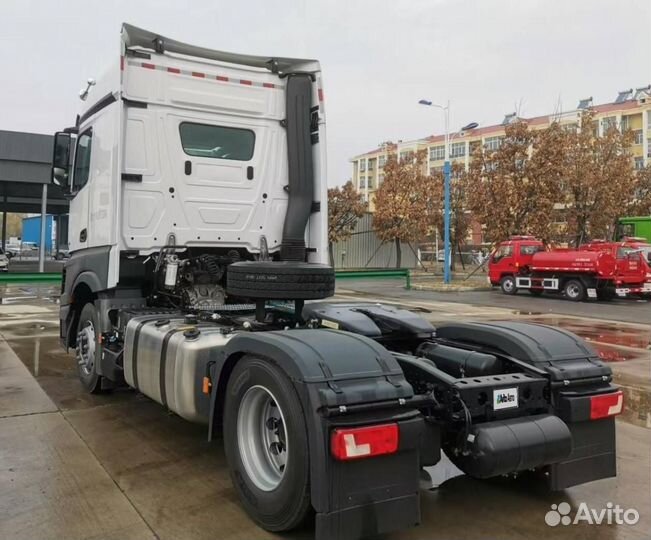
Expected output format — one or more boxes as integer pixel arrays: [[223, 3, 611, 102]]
[[123, 314, 235, 423]]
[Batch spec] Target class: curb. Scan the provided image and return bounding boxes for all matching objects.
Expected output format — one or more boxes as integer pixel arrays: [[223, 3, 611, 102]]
[[411, 283, 493, 292]]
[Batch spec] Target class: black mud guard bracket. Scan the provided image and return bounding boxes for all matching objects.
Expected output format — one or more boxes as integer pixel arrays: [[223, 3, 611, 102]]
[[211, 328, 423, 540]]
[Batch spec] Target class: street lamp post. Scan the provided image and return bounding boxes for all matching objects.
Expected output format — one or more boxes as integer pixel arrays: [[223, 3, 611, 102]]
[[418, 99, 477, 284]]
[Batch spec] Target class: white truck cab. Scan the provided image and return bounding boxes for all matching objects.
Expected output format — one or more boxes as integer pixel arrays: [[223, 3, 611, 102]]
[[54, 23, 327, 296]]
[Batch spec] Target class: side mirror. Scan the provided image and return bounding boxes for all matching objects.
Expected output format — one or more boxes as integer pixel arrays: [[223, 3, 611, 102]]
[[51, 132, 72, 189]]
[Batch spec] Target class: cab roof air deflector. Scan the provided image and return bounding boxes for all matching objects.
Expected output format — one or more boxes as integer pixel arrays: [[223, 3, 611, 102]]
[[121, 23, 321, 74]]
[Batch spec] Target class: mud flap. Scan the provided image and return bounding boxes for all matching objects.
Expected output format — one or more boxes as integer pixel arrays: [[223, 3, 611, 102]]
[[549, 418, 616, 490], [314, 411, 423, 540]]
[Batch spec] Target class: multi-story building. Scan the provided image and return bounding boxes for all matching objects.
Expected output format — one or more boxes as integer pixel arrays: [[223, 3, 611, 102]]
[[350, 86, 651, 212]]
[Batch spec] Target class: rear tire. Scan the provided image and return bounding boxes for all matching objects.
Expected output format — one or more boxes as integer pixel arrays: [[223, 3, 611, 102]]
[[75, 303, 103, 393], [500, 275, 517, 295], [224, 355, 311, 532], [564, 279, 586, 302]]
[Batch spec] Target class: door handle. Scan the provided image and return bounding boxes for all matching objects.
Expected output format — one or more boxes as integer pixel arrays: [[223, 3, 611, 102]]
[[247, 166, 254, 180], [184, 160, 192, 175], [80, 228, 87, 242]]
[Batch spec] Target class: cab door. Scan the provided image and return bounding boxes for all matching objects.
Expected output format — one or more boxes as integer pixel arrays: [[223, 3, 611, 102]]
[[615, 246, 643, 284], [490, 243, 516, 279], [68, 129, 93, 252]]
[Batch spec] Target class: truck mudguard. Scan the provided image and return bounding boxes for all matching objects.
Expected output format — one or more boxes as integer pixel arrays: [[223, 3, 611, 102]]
[[436, 321, 611, 381], [212, 329, 422, 540], [436, 321, 617, 489]]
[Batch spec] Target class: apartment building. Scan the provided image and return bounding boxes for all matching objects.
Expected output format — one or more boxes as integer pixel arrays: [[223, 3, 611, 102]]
[[350, 86, 651, 212]]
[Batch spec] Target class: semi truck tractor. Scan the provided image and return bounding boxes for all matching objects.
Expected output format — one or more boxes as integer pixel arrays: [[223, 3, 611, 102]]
[[52, 24, 623, 540], [489, 236, 651, 300]]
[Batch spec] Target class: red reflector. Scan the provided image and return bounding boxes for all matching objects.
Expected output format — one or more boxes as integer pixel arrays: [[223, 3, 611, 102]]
[[120, 56, 124, 71], [318, 88, 324, 102], [331, 423, 399, 461], [141, 62, 156, 70], [167, 67, 181, 74], [263, 82, 275, 89], [192, 71, 205, 78], [216, 75, 229, 82], [590, 391, 624, 420], [240, 79, 252, 86]]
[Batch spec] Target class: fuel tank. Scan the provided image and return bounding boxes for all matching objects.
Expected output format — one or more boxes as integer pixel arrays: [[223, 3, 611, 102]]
[[123, 314, 235, 423], [530, 250, 616, 277]]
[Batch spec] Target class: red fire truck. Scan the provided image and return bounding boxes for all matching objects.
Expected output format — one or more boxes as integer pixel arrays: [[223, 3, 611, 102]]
[[488, 236, 651, 301]]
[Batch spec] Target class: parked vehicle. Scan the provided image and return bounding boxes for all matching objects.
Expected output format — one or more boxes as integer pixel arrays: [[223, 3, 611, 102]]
[[0, 248, 9, 271], [617, 216, 651, 243], [51, 24, 623, 540], [580, 238, 651, 298], [4, 243, 21, 258], [53, 248, 70, 260], [489, 236, 651, 300]]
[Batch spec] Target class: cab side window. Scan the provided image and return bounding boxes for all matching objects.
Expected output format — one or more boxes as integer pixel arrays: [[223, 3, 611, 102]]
[[493, 245, 513, 262], [616, 247, 633, 259], [73, 129, 93, 191]]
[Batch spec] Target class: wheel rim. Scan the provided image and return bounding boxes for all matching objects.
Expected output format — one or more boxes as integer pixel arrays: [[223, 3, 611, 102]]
[[76, 320, 96, 376], [503, 278, 514, 292], [237, 385, 288, 491], [566, 283, 581, 299]]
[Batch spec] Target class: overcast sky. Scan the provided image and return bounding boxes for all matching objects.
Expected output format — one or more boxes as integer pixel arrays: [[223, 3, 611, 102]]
[[2, 0, 650, 184]]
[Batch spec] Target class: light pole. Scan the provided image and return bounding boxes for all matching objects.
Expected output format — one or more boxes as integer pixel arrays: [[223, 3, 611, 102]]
[[418, 99, 477, 283]]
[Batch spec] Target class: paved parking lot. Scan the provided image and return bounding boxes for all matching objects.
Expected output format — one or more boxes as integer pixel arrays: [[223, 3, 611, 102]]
[[1, 282, 649, 540]]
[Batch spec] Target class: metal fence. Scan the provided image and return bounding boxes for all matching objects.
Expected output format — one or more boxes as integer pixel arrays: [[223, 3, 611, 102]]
[[330, 213, 418, 269]]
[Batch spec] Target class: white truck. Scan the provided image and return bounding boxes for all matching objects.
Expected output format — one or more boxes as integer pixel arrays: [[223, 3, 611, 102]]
[[52, 24, 623, 540]]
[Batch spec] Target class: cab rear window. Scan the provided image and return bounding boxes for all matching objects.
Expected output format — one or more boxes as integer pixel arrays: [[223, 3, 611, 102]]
[[179, 123, 255, 161]]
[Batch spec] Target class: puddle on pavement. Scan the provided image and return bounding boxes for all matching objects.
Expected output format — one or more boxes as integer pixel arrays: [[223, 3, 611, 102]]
[[0, 321, 58, 336], [507, 315, 651, 363], [0, 283, 61, 305], [592, 343, 650, 362], [6, 335, 138, 411]]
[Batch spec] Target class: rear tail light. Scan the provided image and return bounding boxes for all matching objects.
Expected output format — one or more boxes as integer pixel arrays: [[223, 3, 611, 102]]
[[331, 423, 399, 461], [590, 390, 624, 420]]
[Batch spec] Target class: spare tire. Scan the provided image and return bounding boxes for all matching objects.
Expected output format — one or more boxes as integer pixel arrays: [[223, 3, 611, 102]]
[[227, 261, 335, 300]]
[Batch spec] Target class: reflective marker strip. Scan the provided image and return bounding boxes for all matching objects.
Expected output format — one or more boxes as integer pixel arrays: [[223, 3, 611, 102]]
[[128, 61, 283, 89]]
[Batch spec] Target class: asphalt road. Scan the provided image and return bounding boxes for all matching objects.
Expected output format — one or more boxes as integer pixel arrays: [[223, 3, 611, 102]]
[[0, 282, 649, 540], [336, 278, 651, 324]]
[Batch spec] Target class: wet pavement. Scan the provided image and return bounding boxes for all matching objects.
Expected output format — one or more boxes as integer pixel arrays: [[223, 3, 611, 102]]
[[1, 282, 650, 540]]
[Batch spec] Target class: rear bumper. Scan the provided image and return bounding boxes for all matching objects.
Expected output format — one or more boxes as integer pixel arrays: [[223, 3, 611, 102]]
[[614, 283, 651, 296]]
